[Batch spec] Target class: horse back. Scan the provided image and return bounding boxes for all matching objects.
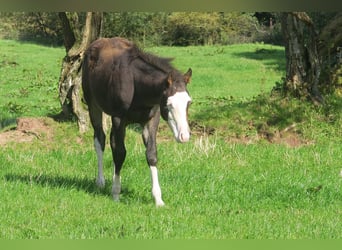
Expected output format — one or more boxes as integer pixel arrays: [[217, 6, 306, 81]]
[[82, 38, 135, 116]]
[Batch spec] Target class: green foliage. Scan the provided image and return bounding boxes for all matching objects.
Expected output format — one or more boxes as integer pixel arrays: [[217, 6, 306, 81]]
[[0, 12, 279, 47], [221, 12, 260, 44], [103, 12, 281, 46], [102, 12, 168, 47], [0, 12, 339, 48], [0, 12, 64, 45], [164, 12, 222, 46], [163, 12, 262, 46]]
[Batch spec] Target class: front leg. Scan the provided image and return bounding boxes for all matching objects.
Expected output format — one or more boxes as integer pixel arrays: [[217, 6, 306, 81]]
[[143, 114, 165, 207], [150, 166, 165, 207]]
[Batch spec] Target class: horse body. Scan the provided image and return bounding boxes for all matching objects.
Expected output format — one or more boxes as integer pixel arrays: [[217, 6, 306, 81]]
[[82, 37, 192, 206]]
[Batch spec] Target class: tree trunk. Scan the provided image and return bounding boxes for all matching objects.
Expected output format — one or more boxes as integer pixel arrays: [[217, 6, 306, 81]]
[[58, 12, 102, 133], [280, 12, 323, 103], [318, 13, 342, 94]]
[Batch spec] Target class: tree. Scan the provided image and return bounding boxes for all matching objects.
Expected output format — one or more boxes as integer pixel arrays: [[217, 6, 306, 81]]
[[165, 12, 222, 46], [279, 12, 342, 103], [0, 12, 64, 45], [280, 12, 323, 103], [102, 12, 168, 47], [317, 12, 342, 94], [164, 12, 260, 46], [58, 12, 103, 132]]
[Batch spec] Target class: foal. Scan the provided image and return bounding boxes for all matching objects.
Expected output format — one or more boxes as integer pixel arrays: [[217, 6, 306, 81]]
[[82, 37, 192, 206]]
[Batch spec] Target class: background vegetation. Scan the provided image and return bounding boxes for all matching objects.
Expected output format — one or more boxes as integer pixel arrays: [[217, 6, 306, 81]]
[[0, 12, 281, 47], [0, 12, 337, 48]]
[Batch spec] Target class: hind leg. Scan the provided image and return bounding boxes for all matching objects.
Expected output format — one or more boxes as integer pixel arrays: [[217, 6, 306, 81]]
[[89, 105, 106, 188], [110, 116, 126, 201], [94, 130, 106, 188]]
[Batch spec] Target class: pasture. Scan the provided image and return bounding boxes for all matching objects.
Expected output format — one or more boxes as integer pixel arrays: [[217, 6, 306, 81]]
[[0, 40, 341, 239]]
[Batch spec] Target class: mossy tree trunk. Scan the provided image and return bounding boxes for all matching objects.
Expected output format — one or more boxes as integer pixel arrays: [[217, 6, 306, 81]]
[[58, 12, 103, 133], [280, 12, 323, 103], [318, 13, 342, 94]]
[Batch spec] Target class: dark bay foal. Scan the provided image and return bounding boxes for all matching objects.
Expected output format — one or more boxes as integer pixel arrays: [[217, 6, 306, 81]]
[[82, 37, 192, 206]]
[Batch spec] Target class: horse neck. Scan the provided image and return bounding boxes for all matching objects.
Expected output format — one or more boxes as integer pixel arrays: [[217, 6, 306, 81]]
[[132, 69, 168, 106]]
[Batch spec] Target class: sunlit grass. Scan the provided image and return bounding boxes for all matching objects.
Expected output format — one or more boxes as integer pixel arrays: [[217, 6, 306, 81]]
[[0, 40, 341, 239], [148, 43, 285, 99]]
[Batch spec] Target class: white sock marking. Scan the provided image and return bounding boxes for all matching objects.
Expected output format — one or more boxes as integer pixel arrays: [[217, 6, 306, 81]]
[[94, 137, 105, 188], [112, 174, 121, 201], [150, 166, 165, 207]]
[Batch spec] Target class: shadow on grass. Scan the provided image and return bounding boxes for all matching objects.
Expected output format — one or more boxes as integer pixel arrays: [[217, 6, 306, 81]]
[[4, 173, 149, 204], [48, 111, 76, 123], [191, 94, 311, 138], [232, 47, 286, 72], [192, 91, 342, 145], [0, 117, 17, 131]]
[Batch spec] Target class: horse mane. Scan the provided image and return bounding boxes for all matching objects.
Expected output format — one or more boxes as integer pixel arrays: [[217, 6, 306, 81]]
[[129, 45, 174, 74]]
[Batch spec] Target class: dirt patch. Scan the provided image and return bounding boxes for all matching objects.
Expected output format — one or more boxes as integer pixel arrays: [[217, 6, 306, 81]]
[[190, 121, 216, 136], [188, 120, 311, 148], [189, 120, 311, 147], [225, 131, 311, 147], [260, 130, 311, 147], [0, 117, 54, 146], [225, 123, 312, 147], [0, 117, 310, 148], [258, 123, 313, 147]]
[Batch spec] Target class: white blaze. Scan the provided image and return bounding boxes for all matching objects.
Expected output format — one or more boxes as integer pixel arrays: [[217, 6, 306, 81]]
[[167, 91, 191, 143]]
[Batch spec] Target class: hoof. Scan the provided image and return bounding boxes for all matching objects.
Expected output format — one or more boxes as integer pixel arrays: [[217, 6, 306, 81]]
[[113, 194, 120, 202], [155, 199, 165, 207], [96, 177, 105, 188]]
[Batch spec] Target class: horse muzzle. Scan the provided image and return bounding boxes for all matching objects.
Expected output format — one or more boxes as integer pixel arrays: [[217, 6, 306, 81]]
[[177, 129, 190, 143], [169, 119, 190, 143]]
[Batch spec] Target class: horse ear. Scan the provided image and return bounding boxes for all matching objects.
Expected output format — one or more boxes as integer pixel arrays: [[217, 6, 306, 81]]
[[184, 68, 192, 84]]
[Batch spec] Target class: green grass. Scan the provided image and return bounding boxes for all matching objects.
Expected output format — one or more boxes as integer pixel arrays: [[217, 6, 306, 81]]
[[0, 40, 341, 239], [148, 43, 285, 99], [0, 40, 64, 127]]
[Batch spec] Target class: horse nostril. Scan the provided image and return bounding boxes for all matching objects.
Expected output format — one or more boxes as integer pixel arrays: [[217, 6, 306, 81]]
[[179, 132, 190, 143]]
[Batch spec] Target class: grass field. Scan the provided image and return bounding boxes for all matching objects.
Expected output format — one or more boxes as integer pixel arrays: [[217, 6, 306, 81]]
[[0, 40, 341, 239]]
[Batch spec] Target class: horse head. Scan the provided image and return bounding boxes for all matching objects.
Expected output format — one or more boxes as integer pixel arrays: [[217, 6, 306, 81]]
[[161, 68, 192, 143]]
